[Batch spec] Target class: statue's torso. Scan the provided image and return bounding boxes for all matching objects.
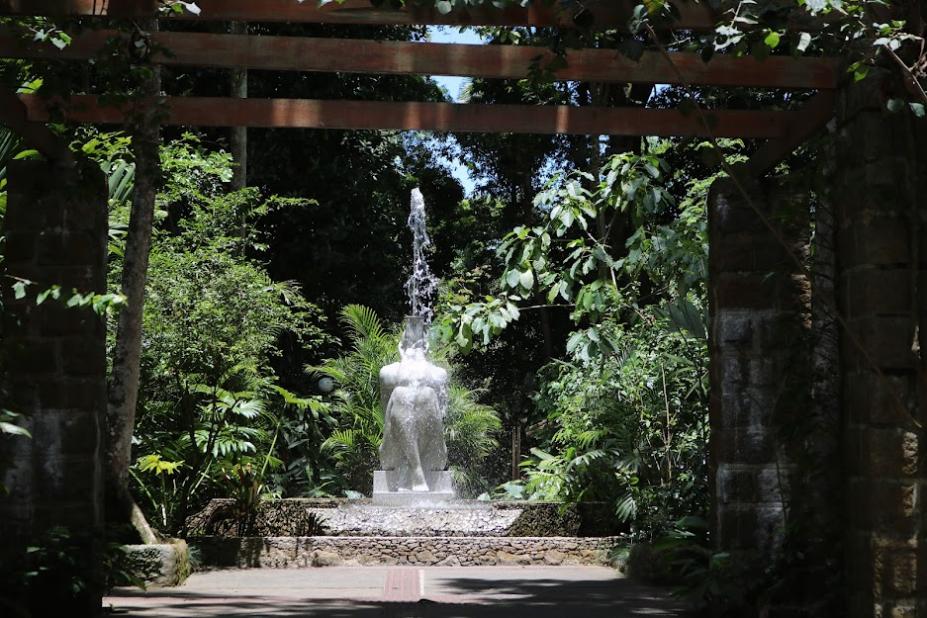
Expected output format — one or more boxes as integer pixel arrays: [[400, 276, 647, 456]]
[[379, 355, 449, 477]]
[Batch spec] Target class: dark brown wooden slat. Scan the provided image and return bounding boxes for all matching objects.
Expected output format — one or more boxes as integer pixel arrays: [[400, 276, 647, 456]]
[[19, 95, 791, 138], [747, 90, 836, 176], [0, 0, 158, 18], [0, 0, 716, 30], [0, 31, 840, 90]]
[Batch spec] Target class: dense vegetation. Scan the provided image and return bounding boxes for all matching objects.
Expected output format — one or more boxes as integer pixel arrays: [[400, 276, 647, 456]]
[[88, 129, 717, 543]]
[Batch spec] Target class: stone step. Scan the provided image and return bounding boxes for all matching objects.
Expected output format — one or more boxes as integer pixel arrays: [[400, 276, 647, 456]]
[[191, 536, 624, 569]]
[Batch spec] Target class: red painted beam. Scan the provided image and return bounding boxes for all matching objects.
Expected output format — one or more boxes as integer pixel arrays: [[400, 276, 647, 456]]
[[0, 30, 839, 90], [19, 95, 794, 138]]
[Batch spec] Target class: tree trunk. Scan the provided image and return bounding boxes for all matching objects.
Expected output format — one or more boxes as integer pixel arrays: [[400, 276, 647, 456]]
[[230, 21, 248, 190], [510, 423, 521, 481], [131, 502, 160, 544], [105, 17, 162, 533], [539, 307, 554, 360]]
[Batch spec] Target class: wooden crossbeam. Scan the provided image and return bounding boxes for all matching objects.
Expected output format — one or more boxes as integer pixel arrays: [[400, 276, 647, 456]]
[[747, 90, 836, 175], [0, 0, 717, 30], [0, 0, 159, 18], [19, 95, 795, 137], [0, 30, 839, 90]]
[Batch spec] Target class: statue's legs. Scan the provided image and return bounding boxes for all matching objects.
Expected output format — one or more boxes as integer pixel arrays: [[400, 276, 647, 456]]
[[396, 420, 428, 492], [416, 392, 447, 471], [384, 387, 428, 492]]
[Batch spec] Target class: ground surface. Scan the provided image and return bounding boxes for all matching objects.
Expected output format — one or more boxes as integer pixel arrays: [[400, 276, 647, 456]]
[[105, 566, 688, 617]]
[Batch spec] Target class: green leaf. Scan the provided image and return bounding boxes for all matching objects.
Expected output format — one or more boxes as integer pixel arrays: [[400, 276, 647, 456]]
[[51, 33, 72, 50], [519, 269, 535, 290], [796, 32, 812, 53], [137, 454, 184, 476], [763, 31, 780, 49], [887, 98, 906, 113], [547, 285, 560, 304], [530, 448, 555, 461], [455, 328, 470, 348], [36, 286, 62, 306], [435, 0, 453, 14], [848, 61, 870, 82], [0, 421, 31, 437]]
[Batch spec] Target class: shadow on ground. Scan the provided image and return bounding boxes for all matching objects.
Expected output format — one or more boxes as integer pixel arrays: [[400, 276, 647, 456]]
[[108, 582, 687, 617]]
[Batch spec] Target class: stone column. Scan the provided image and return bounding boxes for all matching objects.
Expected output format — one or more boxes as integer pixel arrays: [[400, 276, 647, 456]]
[[708, 177, 811, 560], [0, 159, 108, 615], [834, 73, 927, 617]]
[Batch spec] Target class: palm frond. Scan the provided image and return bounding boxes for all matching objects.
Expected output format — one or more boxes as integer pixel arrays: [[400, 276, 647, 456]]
[[104, 159, 136, 205], [0, 126, 21, 187], [341, 304, 386, 344]]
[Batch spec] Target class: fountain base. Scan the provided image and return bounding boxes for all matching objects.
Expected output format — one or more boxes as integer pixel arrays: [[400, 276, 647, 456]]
[[186, 498, 626, 568], [372, 470, 455, 506]]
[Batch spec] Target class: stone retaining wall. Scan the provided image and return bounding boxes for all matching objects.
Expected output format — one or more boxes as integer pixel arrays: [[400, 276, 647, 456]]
[[186, 498, 623, 538], [191, 536, 623, 568]]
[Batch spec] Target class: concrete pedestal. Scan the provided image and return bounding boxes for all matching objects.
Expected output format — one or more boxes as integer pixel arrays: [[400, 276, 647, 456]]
[[372, 470, 455, 506]]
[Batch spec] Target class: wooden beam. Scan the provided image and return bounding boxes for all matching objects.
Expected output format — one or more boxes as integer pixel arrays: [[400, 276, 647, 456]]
[[747, 90, 836, 176], [0, 0, 158, 18], [0, 31, 840, 90], [19, 95, 795, 138], [0, 0, 716, 30]]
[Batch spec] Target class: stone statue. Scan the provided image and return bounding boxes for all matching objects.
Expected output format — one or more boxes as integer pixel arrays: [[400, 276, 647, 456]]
[[373, 188, 454, 503], [378, 316, 448, 492]]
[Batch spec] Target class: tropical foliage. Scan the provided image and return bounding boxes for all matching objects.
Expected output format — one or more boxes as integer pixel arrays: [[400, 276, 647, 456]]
[[439, 143, 714, 537], [525, 317, 708, 539], [115, 136, 332, 533]]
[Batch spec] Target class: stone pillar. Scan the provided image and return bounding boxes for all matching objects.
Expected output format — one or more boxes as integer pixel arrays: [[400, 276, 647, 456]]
[[0, 159, 108, 615], [708, 177, 811, 560], [834, 74, 927, 617]]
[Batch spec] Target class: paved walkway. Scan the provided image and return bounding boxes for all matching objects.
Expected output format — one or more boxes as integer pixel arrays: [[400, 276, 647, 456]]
[[105, 566, 688, 617]]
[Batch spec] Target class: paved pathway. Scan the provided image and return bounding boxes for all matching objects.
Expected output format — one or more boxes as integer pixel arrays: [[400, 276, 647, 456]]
[[105, 566, 688, 617]]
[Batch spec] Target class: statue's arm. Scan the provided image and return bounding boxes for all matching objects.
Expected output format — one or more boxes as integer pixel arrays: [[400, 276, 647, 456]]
[[380, 387, 391, 419], [437, 370, 450, 420], [379, 367, 395, 418]]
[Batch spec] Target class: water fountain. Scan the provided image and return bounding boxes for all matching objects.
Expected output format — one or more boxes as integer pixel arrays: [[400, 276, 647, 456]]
[[186, 189, 622, 569], [373, 188, 454, 504]]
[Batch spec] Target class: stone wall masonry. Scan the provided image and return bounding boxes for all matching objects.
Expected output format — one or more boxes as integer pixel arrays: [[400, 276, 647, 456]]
[[834, 71, 927, 618], [191, 536, 623, 569], [0, 159, 108, 616], [708, 176, 811, 559]]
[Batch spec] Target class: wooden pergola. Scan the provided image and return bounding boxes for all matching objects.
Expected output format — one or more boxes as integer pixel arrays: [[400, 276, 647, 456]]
[[0, 0, 840, 175]]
